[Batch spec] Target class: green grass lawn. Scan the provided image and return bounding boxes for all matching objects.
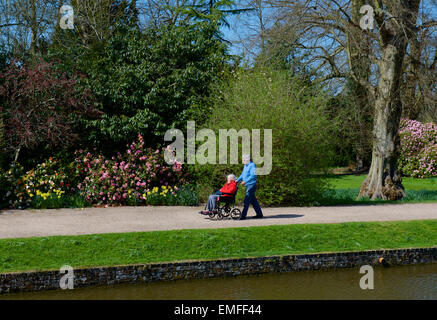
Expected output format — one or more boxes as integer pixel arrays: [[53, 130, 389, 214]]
[[1, 220, 436, 273], [326, 175, 437, 191], [319, 175, 437, 205]]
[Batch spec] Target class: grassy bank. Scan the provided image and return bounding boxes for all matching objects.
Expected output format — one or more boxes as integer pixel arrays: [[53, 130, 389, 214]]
[[0, 220, 436, 273], [319, 175, 437, 205]]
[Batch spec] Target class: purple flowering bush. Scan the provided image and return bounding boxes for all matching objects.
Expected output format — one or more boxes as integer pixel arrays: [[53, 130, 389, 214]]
[[74, 134, 189, 205], [398, 119, 437, 178]]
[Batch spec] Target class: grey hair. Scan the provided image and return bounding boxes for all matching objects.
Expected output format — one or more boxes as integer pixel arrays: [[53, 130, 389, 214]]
[[227, 174, 237, 181], [242, 154, 251, 161]]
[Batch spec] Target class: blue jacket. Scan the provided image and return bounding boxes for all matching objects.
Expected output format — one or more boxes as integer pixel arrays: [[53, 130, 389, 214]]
[[237, 161, 257, 186]]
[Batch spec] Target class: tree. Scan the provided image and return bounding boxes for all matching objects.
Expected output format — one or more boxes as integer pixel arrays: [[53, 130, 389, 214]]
[[0, 0, 62, 59], [400, 1, 437, 121], [358, 0, 421, 200], [0, 59, 98, 163], [345, 0, 372, 171], [49, 0, 139, 52], [266, 0, 434, 200], [76, 22, 228, 153]]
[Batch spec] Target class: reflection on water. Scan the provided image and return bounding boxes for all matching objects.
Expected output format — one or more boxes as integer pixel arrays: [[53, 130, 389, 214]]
[[2, 263, 436, 300]]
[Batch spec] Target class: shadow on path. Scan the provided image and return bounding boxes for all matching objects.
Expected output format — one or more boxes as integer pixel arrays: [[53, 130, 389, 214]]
[[204, 214, 304, 221], [255, 214, 304, 219]]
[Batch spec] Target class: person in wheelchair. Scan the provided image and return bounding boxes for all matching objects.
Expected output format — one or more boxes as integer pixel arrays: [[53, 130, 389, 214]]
[[199, 174, 237, 215]]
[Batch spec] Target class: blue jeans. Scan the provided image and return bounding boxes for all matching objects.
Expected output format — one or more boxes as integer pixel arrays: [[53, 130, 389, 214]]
[[241, 184, 263, 218], [205, 190, 222, 211]]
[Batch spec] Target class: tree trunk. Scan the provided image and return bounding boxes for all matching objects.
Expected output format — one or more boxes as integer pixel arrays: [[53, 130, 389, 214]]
[[359, 44, 406, 200], [14, 145, 21, 163], [359, 0, 421, 200]]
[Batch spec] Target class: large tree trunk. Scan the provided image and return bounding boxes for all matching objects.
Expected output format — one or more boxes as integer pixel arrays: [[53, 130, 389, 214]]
[[359, 40, 407, 200], [359, 0, 421, 200]]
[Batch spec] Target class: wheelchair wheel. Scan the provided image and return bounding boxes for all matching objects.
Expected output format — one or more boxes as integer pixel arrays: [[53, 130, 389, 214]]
[[217, 209, 224, 220], [231, 208, 241, 220], [208, 210, 216, 218], [222, 206, 231, 218]]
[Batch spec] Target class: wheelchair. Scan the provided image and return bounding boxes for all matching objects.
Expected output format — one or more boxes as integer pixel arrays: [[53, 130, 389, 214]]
[[208, 187, 241, 220]]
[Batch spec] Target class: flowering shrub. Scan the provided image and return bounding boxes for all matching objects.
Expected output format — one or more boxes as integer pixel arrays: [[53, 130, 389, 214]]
[[0, 134, 193, 209], [75, 134, 188, 205], [398, 119, 437, 178], [1, 158, 76, 209], [1, 163, 27, 208], [22, 158, 74, 195]]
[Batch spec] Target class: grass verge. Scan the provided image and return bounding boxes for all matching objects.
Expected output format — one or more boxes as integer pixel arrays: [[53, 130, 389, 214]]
[[325, 175, 437, 191], [0, 220, 436, 273], [317, 175, 437, 205]]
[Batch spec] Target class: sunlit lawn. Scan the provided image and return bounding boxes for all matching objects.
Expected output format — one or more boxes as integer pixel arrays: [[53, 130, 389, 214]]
[[319, 174, 437, 205], [326, 174, 437, 191], [0, 220, 436, 273]]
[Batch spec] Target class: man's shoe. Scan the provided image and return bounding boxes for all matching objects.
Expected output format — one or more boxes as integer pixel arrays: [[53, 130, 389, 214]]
[[239, 216, 246, 220], [252, 215, 263, 219], [199, 211, 208, 215]]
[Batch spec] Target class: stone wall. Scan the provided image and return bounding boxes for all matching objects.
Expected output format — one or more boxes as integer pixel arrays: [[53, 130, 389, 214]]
[[1, 247, 436, 294]]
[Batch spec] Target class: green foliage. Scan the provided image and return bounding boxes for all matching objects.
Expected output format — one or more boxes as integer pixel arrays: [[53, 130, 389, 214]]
[[194, 68, 336, 206], [49, 22, 227, 153], [181, 0, 252, 30], [324, 78, 373, 168], [172, 185, 199, 206]]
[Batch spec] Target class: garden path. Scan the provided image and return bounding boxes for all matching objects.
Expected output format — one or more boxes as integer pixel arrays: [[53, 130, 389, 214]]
[[0, 203, 436, 239]]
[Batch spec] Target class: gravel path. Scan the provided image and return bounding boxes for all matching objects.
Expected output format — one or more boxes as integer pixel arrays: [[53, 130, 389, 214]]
[[0, 203, 436, 239]]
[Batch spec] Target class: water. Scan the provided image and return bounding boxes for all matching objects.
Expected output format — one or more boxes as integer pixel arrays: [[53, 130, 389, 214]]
[[2, 263, 436, 300]]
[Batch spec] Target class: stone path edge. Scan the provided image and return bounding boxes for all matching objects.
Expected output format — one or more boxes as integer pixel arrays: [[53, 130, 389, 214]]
[[1, 247, 436, 294]]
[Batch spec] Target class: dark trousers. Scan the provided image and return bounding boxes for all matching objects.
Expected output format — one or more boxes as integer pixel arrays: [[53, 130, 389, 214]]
[[241, 184, 263, 218]]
